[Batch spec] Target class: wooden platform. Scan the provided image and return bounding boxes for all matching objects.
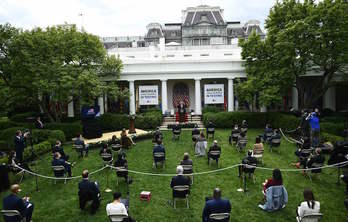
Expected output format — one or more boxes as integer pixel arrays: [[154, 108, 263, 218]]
[[84, 129, 149, 145]]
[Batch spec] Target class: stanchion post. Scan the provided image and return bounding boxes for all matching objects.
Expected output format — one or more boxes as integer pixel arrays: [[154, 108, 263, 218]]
[[105, 167, 112, 193]]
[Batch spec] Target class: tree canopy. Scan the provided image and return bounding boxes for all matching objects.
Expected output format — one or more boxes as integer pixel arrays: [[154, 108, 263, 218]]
[[238, 0, 348, 109], [0, 23, 125, 122]]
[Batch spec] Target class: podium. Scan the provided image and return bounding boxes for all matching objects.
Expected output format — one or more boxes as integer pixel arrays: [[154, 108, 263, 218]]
[[129, 115, 136, 134]]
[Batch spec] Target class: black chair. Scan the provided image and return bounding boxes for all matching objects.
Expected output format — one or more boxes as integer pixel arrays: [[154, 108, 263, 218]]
[[153, 152, 165, 169], [1, 210, 24, 222], [270, 138, 281, 153], [209, 212, 230, 221], [109, 213, 129, 222], [172, 185, 190, 209], [52, 165, 67, 184], [208, 150, 221, 166], [207, 128, 215, 139]]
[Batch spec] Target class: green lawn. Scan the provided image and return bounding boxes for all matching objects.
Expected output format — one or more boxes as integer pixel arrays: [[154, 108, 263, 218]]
[[0, 129, 346, 222]]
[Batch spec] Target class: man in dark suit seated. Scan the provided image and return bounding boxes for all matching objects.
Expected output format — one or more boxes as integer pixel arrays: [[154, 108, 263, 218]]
[[238, 150, 257, 177], [207, 140, 221, 165], [172, 122, 181, 141], [14, 130, 29, 163], [206, 121, 215, 139], [170, 166, 190, 198], [74, 134, 89, 157], [52, 152, 72, 177], [34, 116, 44, 129], [2, 184, 34, 222], [78, 170, 101, 214], [52, 140, 69, 161], [153, 139, 166, 167], [153, 127, 163, 144], [114, 153, 129, 183], [192, 124, 200, 142], [202, 188, 231, 222]]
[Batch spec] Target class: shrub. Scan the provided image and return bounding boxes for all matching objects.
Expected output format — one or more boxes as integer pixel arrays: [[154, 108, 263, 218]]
[[0, 140, 10, 152], [321, 132, 344, 144], [135, 112, 162, 130], [322, 116, 348, 124], [202, 106, 224, 114], [9, 112, 37, 122], [133, 132, 154, 142], [48, 130, 66, 145], [46, 122, 82, 140], [23, 140, 51, 161], [321, 122, 345, 137], [167, 123, 196, 129], [0, 127, 26, 147], [31, 129, 52, 143], [268, 113, 300, 131], [98, 113, 129, 132], [0, 119, 19, 131]]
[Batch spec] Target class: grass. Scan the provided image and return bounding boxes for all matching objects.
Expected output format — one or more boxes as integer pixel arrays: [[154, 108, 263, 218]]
[[0, 129, 346, 222]]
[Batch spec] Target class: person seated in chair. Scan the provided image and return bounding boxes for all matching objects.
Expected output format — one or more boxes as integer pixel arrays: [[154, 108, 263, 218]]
[[293, 137, 312, 168], [296, 189, 320, 221], [202, 188, 231, 222], [192, 124, 200, 143], [240, 120, 248, 133], [114, 153, 129, 183], [110, 135, 121, 152], [262, 169, 283, 194], [34, 116, 44, 129], [170, 166, 190, 199], [106, 192, 135, 222], [252, 137, 264, 157], [259, 183, 288, 212], [269, 129, 281, 148], [236, 132, 248, 152], [206, 121, 215, 139], [2, 184, 34, 222], [153, 127, 163, 144], [7, 151, 31, 173], [74, 134, 89, 156], [238, 150, 257, 177], [207, 140, 221, 165], [262, 124, 273, 142], [52, 152, 72, 177], [306, 148, 325, 172], [172, 122, 181, 141], [121, 129, 136, 149], [78, 170, 101, 214], [153, 139, 165, 167], [180, 153, 193, 175], [100, 143, 112, 162], [52, 140, 69, 161], [195, 132, 207, 157], [229, 124, 240, 145]]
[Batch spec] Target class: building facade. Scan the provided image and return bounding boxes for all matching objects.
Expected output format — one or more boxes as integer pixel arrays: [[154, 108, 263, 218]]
[[67, 5, 342, 118]]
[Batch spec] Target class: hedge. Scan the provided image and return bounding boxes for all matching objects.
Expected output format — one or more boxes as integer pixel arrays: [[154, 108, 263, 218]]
[[202, 106, 224, 114], [135, 112, 162, 130], [322, 116, 348, 124], [46, 122, 82, 140], [320, 122, 345, 137], [321, 132, 344, 144], [9, 112, 37, 122], [0, 119, 19, 131], [0, 127, 26, 148], [167, 123, 197, 129], [23, 140, 52, 161]]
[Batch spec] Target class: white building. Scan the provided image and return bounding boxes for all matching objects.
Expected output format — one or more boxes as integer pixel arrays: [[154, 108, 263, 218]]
[[87, 5, 345, 117]]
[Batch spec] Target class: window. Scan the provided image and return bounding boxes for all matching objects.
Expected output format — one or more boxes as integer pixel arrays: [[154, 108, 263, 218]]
[[193, 39, 200, 46], [166, 54, 175, 57], [201, 38, 209, 45], [200, 54, 209, 56], [201, 15, 208, 22], [184, 54, 192, 57]]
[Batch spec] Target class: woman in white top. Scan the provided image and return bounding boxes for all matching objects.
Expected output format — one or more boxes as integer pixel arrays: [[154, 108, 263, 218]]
[[106, 192, 135, 222], [297, 189, 321, 221]]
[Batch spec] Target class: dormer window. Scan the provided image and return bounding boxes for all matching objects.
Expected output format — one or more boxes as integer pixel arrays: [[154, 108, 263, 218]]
[[200, 15, 208, 22]]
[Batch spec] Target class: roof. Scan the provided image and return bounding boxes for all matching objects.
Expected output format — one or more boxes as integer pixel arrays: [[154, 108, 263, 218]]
[[182, 5, 226, 26]]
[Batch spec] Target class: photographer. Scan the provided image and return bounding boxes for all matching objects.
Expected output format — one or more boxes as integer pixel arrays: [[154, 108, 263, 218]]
[[306, 111, 320, 147], [14, 130, 29, 163]]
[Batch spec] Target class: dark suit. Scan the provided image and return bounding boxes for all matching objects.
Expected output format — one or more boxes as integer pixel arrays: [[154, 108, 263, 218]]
[[34, 120, 44, 129], [180, 159, 193, 174], [202, 198, 231, 222], [14, 136, 25, 163], [52, 145, 68, 161], [114, 158, 128, 179], [78, 179, 100, 214], [52, 158, 71, 177], [74, 138, 88, 155], [153, 144, 166, 162], [170, 175, 190, 198], [307, 154, 325, 173], [99, 148, 112, 162], [208, 145, 221, 164], [2, 194, 34, 222], [206, 123, 215, 139], [239, 156, 257, 176]]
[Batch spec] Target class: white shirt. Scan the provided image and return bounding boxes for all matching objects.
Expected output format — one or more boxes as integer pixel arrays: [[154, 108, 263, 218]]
[[297, 201, 320, 218], [106, 202, 128, 216]]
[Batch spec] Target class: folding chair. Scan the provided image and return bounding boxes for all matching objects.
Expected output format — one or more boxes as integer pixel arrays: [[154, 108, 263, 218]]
[[172, 129, 181, 141], [182, 164, 194, 184], [153, 152, 165, 169], [172, 185, 190, 209], [230, 132, 240, 145], [252, 150, 264, 165], [264, 132, 273, 143], [73, 144, 85, 157], [115, 166, 128, 185], [209, 213, 230, 221], [270, 138, 281, 153], [236, 138, 247, 152], [306, 162, 324, 182], [208, 150, 221, 166], [52, 165, 67, 184], [109, 213, 129, 222], [207, 128, 215, 139], [243, 163, 256, 184], [296, 213, 323, 222], [101, 153, 113, 166], [1, 210, 24, 222], [111, 144, 122, 153]]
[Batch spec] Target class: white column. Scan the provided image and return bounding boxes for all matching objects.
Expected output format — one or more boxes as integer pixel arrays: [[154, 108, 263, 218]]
[[68, 96, 74, 117], [129, 80, 136, 115], [98, 96, 104, 115], [260, 106, 267, 112], [161, 79, 168, 114], [228, 78, 234, 112], [323, 86, 336, 111], [104, 94, 108, 113], [195, 78, 202, 115], [292, 87, 299, 111]]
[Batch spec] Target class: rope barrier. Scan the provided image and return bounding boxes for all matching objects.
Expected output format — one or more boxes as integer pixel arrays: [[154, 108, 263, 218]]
[[13, 164, 109, 180], [279, 128, 303, 145]]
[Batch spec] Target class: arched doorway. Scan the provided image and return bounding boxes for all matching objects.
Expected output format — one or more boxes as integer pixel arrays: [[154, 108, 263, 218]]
[[173, 82, 190, 108]]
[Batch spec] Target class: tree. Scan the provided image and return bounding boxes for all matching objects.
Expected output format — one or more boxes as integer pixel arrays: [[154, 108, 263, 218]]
[[238, 0, 348, 109], [0, 24, 125, 122]]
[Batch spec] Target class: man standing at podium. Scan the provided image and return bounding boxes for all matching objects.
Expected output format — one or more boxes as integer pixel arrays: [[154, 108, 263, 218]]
[[177, 101, 186, 123]]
